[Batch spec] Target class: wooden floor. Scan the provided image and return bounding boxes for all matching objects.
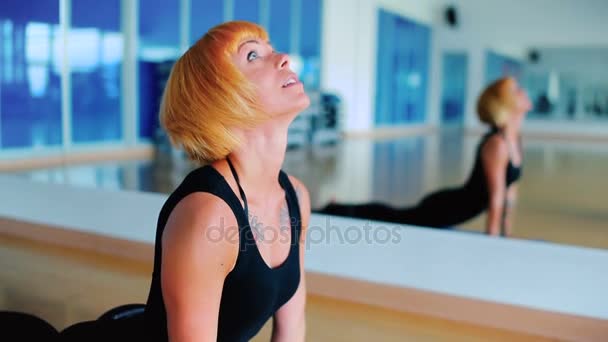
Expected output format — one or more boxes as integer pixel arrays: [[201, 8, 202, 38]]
[[0, 233, 556, 341]]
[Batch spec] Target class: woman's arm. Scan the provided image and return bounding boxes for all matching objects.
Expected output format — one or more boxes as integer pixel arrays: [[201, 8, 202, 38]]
[[481, 135, 510, 236], [161, 193, 239, 342], [502, 183, 518, 236], [271, 176, 310, 342]]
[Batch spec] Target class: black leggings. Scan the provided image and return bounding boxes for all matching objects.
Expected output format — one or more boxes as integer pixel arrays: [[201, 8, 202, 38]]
[[60, 316, 144, 341], [316, 188, 483, 229]]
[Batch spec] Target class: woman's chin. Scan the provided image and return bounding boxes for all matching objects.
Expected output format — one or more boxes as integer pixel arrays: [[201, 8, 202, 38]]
[[288, 95, 311, 115], [298, 94, 311, 111], [267, 94, 311, 120]]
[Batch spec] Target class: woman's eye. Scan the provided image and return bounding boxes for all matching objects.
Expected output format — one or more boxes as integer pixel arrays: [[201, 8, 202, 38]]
[[247, 51, 258, 62]]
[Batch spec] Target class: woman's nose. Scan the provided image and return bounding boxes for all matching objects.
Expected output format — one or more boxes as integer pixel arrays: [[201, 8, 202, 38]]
[[276, 52, 290, 69]]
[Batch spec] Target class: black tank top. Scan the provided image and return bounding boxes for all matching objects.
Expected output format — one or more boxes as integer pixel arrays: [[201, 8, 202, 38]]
[[316, 128, 522, 229], [144, 162, 302, 341], [463, 128, 522, 207]]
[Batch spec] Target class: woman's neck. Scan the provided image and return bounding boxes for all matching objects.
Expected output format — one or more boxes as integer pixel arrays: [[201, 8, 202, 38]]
[[224, 117, 292, 197], [502, 125, 519, 140], [502, 112, 524, 139]]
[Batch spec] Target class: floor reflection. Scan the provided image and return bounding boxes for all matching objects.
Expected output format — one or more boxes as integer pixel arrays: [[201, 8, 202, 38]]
[[8, 129, 608, 249]]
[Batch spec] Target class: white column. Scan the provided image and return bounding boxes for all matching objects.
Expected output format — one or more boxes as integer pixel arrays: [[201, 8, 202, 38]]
[[321, 0, 355, 130], [121, 0, 138, 146], [180, 0, 191, 52], [321, 0, 369, 133], [426, 30, 442, 128], [60, 0, 72, 151], [224, 0, 234, 21], [259, 0, 270, 29], [423, 135, 439, 193], [464, 46, 485, 131], [354, 0, 376, 132], [290, 0, 301, 55]]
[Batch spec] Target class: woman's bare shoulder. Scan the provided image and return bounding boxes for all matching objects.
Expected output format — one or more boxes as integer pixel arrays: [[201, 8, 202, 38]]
[[162, 192, 240, 272]]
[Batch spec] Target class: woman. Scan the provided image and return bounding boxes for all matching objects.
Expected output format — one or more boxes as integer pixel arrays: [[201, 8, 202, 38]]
[[318, 77, 531, 236], [144, 21, 311, 341]]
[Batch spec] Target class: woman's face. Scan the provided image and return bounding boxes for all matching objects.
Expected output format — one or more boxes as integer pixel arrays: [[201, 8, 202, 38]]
[[505, 79, 532, 116], [232, 38, 310, 118]]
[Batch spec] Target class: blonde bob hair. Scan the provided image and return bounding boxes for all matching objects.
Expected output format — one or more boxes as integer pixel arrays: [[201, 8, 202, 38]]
[[476, 77, 517, 128], [160, 21, 270, 164]]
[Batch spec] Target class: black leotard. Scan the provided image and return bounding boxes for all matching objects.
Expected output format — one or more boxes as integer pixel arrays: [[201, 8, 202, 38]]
[[144, 162, 302, 341], [317, 128, 521, 228]]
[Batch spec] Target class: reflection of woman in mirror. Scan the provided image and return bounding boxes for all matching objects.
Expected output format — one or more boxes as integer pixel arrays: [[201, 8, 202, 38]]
[[317, 77, 531, 237]]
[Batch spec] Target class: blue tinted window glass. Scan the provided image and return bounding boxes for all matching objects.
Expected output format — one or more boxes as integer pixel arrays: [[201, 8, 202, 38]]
[[299, 0, 320, 57], [298, 0, 321, 89], [234, 0, 260, 23], [0, 0, 62, 148], [441, 53, 467, 123], [268, 0, 290, 53], [139, 0, 179, 48], [375, 9, 430, 125], [191, 0, 224, 43], [138, 0, 180, 140], [375, 10, 393, 126], [70, 0, 122, 143]]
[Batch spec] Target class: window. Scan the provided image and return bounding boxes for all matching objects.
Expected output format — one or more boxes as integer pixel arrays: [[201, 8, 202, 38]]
[[268, 0, 291, 54], [138, 0, 180, 140], [375, 9, 431, 125], [70, 0, 122, 143], [298, 0, 321, 89], [441, 52, 468, 124], [0, 1, 62, 148], [234, 0, 260, 23], [191, 0, 224, 43]]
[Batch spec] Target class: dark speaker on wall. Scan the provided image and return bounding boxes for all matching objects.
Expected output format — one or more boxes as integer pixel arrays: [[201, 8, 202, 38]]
[[445, 6, 458, 28], [528, 49, 540, 63]]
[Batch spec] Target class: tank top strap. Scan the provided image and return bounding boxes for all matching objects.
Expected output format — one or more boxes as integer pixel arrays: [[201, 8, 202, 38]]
[[226, 158, 249, 219], [183, 165, 250, 230], [278, 171, 302, 240], [484, 127, 515, 163]]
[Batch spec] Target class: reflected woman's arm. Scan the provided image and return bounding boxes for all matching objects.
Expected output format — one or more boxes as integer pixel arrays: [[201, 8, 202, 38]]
[[481, 135, 509, 236], [503, 183, 518, 236]]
